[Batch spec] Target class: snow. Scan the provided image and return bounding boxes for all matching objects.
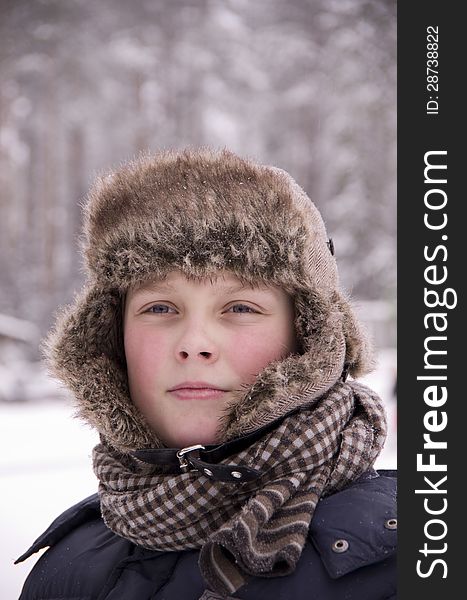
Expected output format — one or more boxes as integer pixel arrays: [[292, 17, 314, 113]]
[[0, 401, 99, 599], [360, 347, 397, 471], [1, 354, 396, 599]]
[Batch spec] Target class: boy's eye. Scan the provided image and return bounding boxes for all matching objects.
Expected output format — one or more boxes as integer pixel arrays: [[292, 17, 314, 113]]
[[146, 304, 175, 314], [227, 304, 258, 314], [143, 303, 258, 315]]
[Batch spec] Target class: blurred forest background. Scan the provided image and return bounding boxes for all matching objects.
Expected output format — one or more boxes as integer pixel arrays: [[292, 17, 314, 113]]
[[0, 0, 396, 389]]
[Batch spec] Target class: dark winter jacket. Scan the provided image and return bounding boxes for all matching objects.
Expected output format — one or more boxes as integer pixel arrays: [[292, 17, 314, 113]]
[[16, 469, 396, 600]]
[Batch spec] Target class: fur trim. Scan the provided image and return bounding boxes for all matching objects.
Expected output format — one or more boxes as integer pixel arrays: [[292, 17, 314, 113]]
[[43, 148, 374, 453]]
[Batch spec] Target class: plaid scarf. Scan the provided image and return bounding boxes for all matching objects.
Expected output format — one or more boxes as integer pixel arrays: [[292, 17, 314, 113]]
[[93, 380, 386, 598]]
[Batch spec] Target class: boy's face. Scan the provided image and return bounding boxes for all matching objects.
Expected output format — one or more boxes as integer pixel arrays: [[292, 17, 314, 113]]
[[123, 270, 298, 448]]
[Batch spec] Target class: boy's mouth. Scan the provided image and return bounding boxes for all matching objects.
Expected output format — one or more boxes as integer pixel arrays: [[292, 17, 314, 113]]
[[168, 381, 228, 400], [168, 381, 227, 392]]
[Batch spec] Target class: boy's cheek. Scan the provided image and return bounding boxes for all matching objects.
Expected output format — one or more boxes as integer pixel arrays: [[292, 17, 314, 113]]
[[124, 331, 169, 376], [228, 331, 289, 379]]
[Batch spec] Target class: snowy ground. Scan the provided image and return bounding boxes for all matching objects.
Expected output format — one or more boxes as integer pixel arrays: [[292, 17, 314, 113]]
[[1, 350, 396, 600]]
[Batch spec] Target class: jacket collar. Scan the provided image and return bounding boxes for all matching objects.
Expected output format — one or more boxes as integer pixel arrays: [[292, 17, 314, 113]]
[[308, 469, 397, 578]]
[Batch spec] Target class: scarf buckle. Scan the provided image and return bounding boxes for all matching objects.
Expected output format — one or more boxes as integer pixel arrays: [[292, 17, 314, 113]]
[[176, 444, 205, 472]]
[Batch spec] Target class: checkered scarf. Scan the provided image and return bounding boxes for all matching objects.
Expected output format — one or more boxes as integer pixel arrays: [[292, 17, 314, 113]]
[[93, 380, 386, 598]]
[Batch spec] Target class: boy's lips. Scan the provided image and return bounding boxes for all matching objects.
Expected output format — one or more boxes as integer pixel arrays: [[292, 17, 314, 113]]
[[168, 381, 227, 391], [168, 381, 228, 400]]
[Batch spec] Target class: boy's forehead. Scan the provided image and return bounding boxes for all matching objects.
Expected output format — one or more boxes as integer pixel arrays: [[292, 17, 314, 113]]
[[130, 270, 271, 296]]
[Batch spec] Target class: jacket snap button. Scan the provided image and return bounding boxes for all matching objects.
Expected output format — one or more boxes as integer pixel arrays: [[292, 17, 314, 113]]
[[332, 539, 349, 553], [385, 518, 397, 530], [231, 471, 242, 479], [203, 468, 213, 477]]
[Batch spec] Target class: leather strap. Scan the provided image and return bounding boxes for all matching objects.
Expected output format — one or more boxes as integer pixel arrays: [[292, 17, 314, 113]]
[[132, 415, 285, 483]]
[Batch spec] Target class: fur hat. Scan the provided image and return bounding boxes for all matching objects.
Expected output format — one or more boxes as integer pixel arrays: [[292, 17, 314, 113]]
[[44, 148, 373, 453]]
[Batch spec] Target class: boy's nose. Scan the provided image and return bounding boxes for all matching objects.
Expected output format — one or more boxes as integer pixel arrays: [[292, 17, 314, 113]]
[[177, 349, 217, 362], [176, 328, 219, 363]]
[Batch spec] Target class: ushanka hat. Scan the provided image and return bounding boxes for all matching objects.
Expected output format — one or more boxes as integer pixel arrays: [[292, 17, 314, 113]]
[[44, 147, 373, 454]]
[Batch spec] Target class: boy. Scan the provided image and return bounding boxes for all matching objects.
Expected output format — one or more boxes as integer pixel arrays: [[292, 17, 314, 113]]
[[16, 148, 396, 599]]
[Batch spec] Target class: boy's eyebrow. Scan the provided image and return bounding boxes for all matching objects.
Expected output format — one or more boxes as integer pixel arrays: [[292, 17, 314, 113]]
[[135, 281, 264, 295], [137, 282, 175, 293], [224, 283, 255, 293]]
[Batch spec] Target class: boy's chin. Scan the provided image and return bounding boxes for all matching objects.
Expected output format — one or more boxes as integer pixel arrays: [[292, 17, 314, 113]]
[[162, 422, 220, 449]]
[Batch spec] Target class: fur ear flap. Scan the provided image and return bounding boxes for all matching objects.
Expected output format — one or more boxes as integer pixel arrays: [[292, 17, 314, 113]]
[[42, 284, 123, 375], [333, 291, 375, 378], [41, 284, 157, 452]]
